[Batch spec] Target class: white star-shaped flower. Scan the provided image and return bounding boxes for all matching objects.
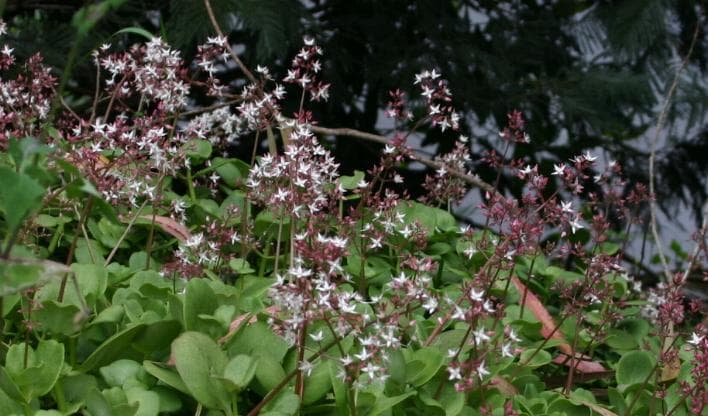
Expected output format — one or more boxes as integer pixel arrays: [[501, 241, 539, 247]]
[[687, 332, 704, 346]]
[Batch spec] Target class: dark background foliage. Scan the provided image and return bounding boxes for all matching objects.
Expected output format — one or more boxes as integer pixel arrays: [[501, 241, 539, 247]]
[[2, 0, 706, 237]]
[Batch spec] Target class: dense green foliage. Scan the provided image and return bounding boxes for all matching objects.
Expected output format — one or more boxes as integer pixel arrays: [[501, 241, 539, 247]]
[[0, 2, 706, 416]]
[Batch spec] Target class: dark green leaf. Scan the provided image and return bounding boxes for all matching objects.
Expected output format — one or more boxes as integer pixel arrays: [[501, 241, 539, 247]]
[[0, 166, 45, 235]]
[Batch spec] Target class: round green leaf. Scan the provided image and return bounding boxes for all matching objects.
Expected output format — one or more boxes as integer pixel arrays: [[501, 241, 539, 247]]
[[616, 350, 655, 388], [229, 258, 255, 275], [185, 139, 212, 160], [340, 170, 365, 190], [100, 360, 143, 388]]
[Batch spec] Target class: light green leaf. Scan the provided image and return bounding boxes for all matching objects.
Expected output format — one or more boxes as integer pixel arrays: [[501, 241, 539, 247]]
[[616, 350, 655, 389], [340, 170, 365, 190], [519, 349, 552, 368], [171, 332, 231, 413], [100, 360, 143, 388], [222, 354, 258, 391]]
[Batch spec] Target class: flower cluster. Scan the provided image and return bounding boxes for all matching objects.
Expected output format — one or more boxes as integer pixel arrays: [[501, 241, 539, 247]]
[[247, 122, 341, 217], [498, 110, 530, 143], [283, 37, 330, 102], [234, 75, 285, 132], [414, 69, 459, 132], [683, 326, 708, 415], [0, 22, 56, 147], [63, 112, 187, 204], [195, 36, 230, 96], [163, 204, 241, 279], [385, 89, 412, 121], [185, 107, 248, 146], [97, 37, 189, 112]]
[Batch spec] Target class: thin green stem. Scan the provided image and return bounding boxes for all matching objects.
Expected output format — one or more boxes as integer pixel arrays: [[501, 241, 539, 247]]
[[186, 168, 197, 203]]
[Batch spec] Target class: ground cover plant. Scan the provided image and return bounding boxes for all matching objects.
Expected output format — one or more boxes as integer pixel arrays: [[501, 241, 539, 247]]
[[0, 4, 706, 416]]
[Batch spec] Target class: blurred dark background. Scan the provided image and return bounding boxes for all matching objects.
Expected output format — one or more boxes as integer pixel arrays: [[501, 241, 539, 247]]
[[1, 0, 706, 284]]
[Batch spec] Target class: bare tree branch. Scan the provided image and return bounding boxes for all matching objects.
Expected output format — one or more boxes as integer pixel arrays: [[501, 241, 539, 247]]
[[203, 0, 257, 84], [308, 124, 498, 196], [648, 22, 701, 283]]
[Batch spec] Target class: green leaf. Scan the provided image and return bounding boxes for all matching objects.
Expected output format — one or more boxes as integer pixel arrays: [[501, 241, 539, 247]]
[[34, 300, 81, 335], [221, 354, 258, 391], [3, 340, 64, 401], [34, 214, 70, 228], [396, 201, 457, 236], [100, 360, 144, 388], [8, 137, 49, 171], [605, 329, 638, 350], [542, 266, 585, 283], [152, 386, 182, 413], [229, 258, 255, 274], [261, 391, 300, 416], [171, 332, 231, 412], [0, 387, 23, 414], [616, 350, 655, 389], [79, 324, 146, 372], [0, 366, 25, 403], [367, 391, 417, 416], [143, 361, 190, 396], [32, 340, 66, 397], [125, 387, 160, 416], [102, 386, 140, 415], [114, 26, 154, 40], [340, 170, 365, 190], [0, 166, 46, 235], [607, 387, 626, 414], [303, 361, 332, 405], [131, 320, 182, 354], [226, 321, 289, 363], [35, 263, 107, 309], [253, 353, 287, 394], [185, 139, 212, 161], [547, 397, 591, 416], [599, 242, 620, 255], [92, 304, 126, 325], [386, 349, 407, 386], [406, 347, 444, 386], [197, 198, 222, 218], [0, 261, 44, 297], [255, 209, 290, 240], [211, 157, 250, 186], [184, 278, 218, 333], [84, 387, 116, 416], [58, 374, 99, 412], [519, 349, 552, 368]]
